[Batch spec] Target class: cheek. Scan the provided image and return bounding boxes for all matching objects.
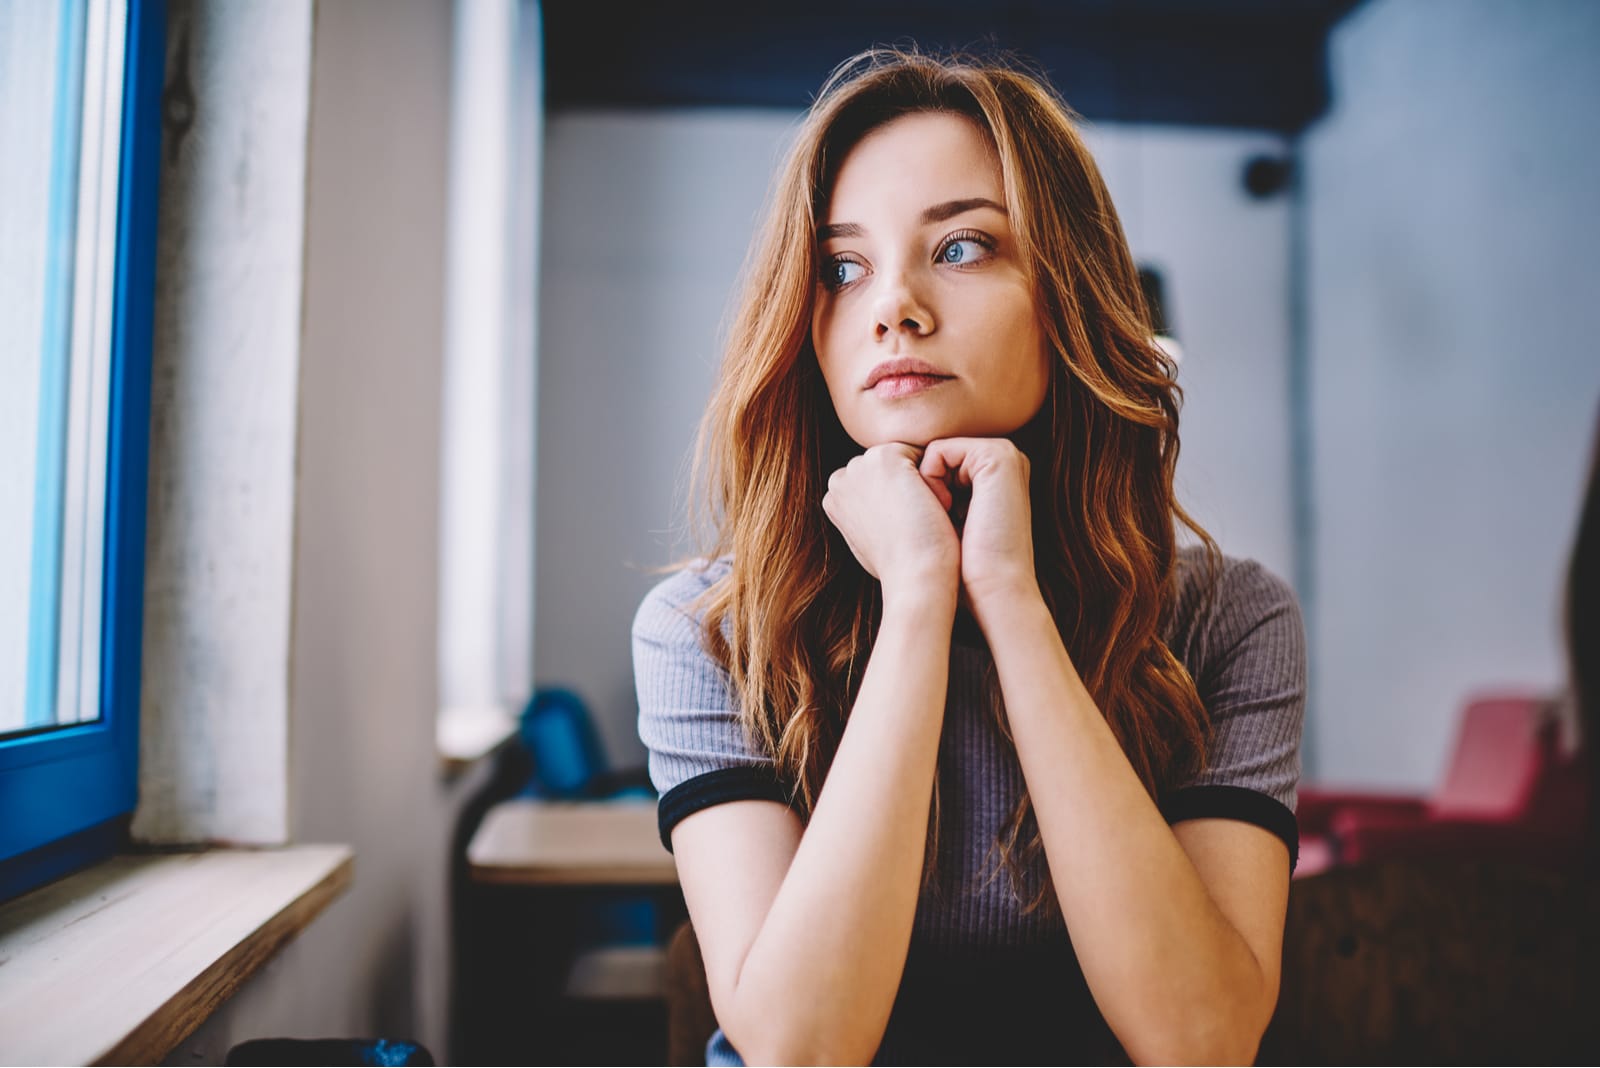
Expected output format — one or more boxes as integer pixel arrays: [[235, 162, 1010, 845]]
[[810, 317, 853, 411], [812, 343, 851, 418], [810, 298, 831, 349], [1025, 326, 1051, 392], [988, 295, 1050, 390]]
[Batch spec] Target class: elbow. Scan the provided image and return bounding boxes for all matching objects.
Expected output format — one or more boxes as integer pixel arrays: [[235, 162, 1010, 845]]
[[722, 1010, 880, 1067], [1131, 1022, 1263, 1067], [715, 955, 888, 1065], [731, 1031, 877, 1067], [1125, 990, 1275, 1066], [1141, 1032, 1262, 1067]]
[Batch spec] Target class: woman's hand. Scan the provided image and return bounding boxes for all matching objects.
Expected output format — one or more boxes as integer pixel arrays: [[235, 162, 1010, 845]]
[[919, 438, 1040, 614], [823, 443, 961, 602]]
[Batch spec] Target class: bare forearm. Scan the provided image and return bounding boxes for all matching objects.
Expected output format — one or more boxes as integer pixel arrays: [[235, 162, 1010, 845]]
[[979, 590, 1272, 1064], [724, 586, 956, 1064]]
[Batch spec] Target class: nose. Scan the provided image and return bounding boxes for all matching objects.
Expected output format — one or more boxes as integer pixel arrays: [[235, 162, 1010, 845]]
[[872, 269, 935, 340]]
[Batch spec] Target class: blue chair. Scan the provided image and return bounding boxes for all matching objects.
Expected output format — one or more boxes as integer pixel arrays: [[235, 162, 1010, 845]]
[[517, 687, 653, 802], [517, 688, 660, 950]]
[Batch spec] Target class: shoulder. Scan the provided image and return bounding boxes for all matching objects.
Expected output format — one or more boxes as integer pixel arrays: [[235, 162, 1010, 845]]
[[632, 555, 734, 646], [1164, 547, 1307, 835], [1168, 546, 1303, 686], [1172, 545, 1297, 623], [633, 556, 778, 821]]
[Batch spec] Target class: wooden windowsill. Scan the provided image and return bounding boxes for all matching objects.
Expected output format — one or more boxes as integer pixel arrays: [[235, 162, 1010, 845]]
[[0, 844, 353, 1066]]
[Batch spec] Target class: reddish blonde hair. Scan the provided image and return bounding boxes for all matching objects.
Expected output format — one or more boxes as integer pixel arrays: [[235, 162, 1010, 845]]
[[689, 46, 1218, 905]]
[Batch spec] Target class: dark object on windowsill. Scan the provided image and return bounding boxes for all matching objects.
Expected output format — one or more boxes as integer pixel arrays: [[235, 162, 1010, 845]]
[[1137, 264, 1183, 368], [1243, 154, 1293, 198], [225, 1038, 435, 1066], [1137, 264, 1171, 339]]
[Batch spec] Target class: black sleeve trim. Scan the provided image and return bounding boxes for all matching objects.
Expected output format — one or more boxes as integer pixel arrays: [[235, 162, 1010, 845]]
[[1160, 784, 1300, 873], [657, 766, 795, 851]]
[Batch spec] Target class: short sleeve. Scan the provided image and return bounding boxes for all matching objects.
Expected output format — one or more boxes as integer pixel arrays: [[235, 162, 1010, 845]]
[[1160, 555, 1307, 870], [633, 560, 792, 849]]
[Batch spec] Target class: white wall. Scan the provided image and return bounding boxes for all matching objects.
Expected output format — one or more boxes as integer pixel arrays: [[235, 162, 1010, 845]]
[[534, 111, 798, 766], [536, 110, 1296, 767], [137, 0, 308, 845], [1303, 0, 1600, 788], [165, 0, 488, 1060], [438, 0, 540, 726], [1085, 123, 1297, 578]]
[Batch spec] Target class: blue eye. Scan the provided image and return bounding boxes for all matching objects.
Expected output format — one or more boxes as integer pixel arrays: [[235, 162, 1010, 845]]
[[939, 238, 983, 264], [822, 258, 866, 289]]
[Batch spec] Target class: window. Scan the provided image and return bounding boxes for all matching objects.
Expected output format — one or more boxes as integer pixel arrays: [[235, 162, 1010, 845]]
[[0, 0, 164, 901], [436, 0, 540, 761]]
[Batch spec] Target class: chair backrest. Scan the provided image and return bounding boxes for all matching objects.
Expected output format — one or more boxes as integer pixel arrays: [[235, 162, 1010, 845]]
[[1431, 694, 1554, 822], [518, 687, 608, 798], [665, 921, 718, 1067]]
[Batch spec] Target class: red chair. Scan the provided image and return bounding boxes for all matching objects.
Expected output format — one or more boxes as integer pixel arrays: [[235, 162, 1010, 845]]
[[1295, 694, 1590, 878]]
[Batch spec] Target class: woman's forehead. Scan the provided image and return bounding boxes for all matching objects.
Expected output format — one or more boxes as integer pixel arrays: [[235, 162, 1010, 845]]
[[823, 111, 1004, 225]]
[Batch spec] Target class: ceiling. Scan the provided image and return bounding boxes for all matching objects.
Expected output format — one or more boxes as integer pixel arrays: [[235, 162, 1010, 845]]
[[542, 0, 1368, 132]]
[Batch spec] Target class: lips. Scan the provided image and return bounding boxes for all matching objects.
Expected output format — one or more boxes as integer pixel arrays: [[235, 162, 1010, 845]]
[[864, 357, 953, 390]]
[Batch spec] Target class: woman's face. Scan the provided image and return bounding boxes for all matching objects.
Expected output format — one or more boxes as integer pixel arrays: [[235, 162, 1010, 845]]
[[811, 110, 1050, 449]]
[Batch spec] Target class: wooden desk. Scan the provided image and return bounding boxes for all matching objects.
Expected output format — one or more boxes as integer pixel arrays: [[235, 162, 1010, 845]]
[[467, 799, 677, 886], [458, 800, 682, 1062]]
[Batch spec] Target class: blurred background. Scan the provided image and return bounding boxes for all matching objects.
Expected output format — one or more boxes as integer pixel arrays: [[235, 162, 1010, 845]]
[[5, 0, 1594, 1063], [531, 0, 1599, 790]]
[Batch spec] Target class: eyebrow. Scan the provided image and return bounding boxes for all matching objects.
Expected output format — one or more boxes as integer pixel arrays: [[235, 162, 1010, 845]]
[[817, 221, 864, 241], [921, 197, 1007, 224], [817, 197, 1007, 242]]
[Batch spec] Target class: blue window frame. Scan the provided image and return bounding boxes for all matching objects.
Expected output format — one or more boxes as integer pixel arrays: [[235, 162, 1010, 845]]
[[0, 0, 164, 901]]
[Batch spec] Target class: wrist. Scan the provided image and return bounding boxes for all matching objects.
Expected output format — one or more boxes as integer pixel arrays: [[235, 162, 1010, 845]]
[[967, 573, 1048, 633], [881, 570, 960, 619]]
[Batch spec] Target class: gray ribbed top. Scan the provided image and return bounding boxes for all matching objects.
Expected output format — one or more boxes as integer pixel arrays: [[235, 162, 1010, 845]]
[[633, 546, 1305, 1064]]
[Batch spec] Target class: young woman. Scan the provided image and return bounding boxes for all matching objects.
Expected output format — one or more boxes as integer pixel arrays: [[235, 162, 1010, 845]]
[[634, 47, 1305, 1066]]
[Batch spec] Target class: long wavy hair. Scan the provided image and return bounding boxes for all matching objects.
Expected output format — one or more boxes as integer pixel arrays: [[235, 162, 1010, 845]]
[[689, 46, 1220, 907]]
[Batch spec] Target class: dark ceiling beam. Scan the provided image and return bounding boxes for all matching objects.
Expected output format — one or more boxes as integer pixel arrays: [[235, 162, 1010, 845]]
[[542, 0, 1366, 132]]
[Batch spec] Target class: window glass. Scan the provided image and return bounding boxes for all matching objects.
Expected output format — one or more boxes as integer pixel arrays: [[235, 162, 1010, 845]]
[[0, 0, 126, 738]]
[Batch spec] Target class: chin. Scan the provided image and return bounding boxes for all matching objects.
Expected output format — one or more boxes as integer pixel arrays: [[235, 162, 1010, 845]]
[[845, 418, 940, 450], [846, 419, 975, 450], [840, 401, 1047, 451]]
